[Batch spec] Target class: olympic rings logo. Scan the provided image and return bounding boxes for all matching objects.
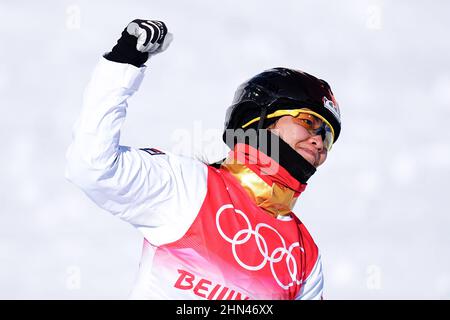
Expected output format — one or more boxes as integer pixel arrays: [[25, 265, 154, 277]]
[[215, 204, 305, 290]]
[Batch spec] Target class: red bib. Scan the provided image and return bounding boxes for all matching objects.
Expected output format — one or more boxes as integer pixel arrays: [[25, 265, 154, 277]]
[[147, 166, 319, 300]]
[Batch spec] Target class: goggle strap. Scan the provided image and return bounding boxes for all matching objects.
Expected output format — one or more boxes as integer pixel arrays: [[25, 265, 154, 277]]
[[256, 106, 268, 131]]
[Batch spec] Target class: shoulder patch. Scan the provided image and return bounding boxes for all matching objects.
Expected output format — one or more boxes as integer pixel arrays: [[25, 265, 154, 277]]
[[140, 147, 165, 156]]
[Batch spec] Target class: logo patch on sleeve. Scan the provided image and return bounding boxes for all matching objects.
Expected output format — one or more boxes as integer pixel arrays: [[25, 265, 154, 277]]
[[140, 147, 165, 156]]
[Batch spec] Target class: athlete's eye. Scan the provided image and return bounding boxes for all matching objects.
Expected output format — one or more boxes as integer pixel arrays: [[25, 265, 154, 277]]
[[297, 118, 313, 128], [319, 128, 326, 140]]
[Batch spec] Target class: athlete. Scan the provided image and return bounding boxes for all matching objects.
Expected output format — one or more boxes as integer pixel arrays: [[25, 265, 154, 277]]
[[66, 19, 342, 300]]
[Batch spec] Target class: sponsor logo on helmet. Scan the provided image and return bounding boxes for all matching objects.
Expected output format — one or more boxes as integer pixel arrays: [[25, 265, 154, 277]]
[[322, 97, 341, 123]]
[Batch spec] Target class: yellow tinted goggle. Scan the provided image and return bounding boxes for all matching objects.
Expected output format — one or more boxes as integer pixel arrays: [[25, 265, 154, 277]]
[[241, 108, 335, 151]]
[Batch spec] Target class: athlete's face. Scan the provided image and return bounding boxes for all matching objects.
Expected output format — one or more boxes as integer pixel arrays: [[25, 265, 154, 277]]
[[269, 116, 328, 168]]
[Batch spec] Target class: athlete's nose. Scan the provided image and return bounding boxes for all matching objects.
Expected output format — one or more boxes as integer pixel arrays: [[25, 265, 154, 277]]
[[309, 134, 324, 152]]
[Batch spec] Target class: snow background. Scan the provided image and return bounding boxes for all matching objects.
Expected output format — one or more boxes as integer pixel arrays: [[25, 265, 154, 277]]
[[1, 0, 449, 299]]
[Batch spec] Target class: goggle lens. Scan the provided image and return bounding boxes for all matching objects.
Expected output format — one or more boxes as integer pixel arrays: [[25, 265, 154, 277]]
[[293, 112, 333, 150]]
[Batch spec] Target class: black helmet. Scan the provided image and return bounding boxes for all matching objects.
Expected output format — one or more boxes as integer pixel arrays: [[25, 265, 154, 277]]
[[223, 67, 341, 147]]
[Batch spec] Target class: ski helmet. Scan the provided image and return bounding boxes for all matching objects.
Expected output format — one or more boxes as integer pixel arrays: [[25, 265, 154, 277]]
[[223, 67, 341, 149]]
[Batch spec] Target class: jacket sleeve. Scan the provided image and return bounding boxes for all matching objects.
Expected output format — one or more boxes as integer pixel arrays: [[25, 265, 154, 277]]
[[65, 58, 207, 245], [295, 254, 324, 300]]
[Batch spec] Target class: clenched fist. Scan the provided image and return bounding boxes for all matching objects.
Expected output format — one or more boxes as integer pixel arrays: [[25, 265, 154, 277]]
[[105, 19, 173, 67], [126, 20, 173, 53]]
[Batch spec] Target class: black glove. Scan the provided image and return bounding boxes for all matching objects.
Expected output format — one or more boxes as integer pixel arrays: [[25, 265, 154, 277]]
[[104, 19, 173, 67]]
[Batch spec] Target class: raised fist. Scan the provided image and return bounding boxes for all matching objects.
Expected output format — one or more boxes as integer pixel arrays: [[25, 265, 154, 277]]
[[126, 19, 173, 54], [105, 19, 173, 67]]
